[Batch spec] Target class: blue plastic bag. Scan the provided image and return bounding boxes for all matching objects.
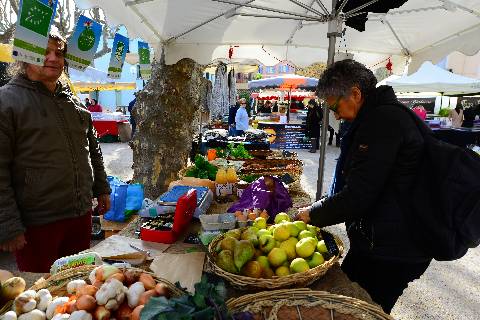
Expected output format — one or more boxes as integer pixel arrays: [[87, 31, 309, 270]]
[[126, 184, 144, 211], [104, 177, 144, 222]]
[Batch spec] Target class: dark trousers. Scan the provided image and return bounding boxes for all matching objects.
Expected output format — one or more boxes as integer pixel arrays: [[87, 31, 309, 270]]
[[15, 212, 92, 272], [341, 250, 431, 314]]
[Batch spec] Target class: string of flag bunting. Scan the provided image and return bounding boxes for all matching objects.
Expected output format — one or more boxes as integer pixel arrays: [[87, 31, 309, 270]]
[[11, 0, 152, 80]]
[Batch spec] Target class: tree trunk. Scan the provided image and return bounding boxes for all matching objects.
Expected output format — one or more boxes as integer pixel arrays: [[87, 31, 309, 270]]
[[131, 58, 209, 198]]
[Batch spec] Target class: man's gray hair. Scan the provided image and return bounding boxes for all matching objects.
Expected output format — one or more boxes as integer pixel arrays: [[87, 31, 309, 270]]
[[316, 59, 377, 99]]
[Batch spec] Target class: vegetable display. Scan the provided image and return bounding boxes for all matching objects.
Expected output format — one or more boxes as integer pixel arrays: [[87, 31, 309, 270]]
[[185, 155, 218, 181], [227, 144, 253, 160], [0, 266, 173, 320], [140, 276, 229, 320]]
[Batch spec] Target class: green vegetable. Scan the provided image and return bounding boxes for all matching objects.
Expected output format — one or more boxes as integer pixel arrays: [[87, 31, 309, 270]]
[[227, 143, 253, 159], [438, 108, 450, 117], [185, 155, 218, 181], [141, 276, 229, 320], [240, 174, 261, 183]]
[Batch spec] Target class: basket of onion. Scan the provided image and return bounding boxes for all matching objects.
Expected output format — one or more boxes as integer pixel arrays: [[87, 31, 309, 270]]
[[0, 265, 184, 320]]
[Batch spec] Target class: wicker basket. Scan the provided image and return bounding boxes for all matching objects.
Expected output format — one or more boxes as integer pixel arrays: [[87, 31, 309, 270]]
[[0, 265, 185, 316], [227, 289, 394, 320], [207, 229, 344, 290]]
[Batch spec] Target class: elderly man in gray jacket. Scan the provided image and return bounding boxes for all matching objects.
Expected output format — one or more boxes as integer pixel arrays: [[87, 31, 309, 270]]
[[0, 30, 111, 272]]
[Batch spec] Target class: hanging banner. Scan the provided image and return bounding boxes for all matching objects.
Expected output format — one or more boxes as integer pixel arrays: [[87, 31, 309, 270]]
[[12, 0, 59, 66], [66, 15, 102, 71], [108, 33, 129, 79], [138, 41, 151, 80]]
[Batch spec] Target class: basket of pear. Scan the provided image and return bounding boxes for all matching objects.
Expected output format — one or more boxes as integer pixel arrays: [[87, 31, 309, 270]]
[[208, 213, 344, 290]]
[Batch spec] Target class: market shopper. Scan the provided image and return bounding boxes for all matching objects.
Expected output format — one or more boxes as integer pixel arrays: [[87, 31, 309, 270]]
[[305, 99, 321, 152], [448, 105, 464, 127], [295, 59, 432, 314], [88, 98, 103, 112], [128, 96, 137, 138], [0, 30, 111, 272], [228, 100, 239, 136], [235, 98, 249, 135]]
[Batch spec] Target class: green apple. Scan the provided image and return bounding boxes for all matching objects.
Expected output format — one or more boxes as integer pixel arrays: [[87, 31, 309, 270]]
[[290, 258, 310, 273], [316, 240, 329, 254], [253, 217, 267, 230], [307, 224, 319, 235], [256, 255, 270, 269], [268, 225, 276, 234], [279, 237, 298, 260], [308, 252, 325, 268], [275, 240, 281, 248], [286, 222, 300, 238], [257, 229, 271, 238], [295, 238, 316, 258], [248, 226, 260, 234], [293, 220, 307, 232], [274, 212, 291, 224], [275, 266, 290, 277], [298, 230, 315, 240], [268, 247, 288, 267], [273, 224, 290, 241], [259, 234, 276, 253]]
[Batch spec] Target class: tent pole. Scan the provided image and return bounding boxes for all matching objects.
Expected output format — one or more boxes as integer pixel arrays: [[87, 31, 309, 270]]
[[316, 0, 339, 200]]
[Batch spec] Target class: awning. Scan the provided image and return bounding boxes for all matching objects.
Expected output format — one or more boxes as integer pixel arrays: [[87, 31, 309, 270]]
[[72, 82, 137, 92]]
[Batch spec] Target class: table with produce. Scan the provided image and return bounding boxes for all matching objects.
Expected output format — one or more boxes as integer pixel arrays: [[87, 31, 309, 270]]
[[1, 144, 393, 320]]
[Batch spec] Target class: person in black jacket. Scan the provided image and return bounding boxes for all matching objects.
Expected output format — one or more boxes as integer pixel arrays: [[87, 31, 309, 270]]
[[295, 60, 432, 314], [305, 99, 321, 152]]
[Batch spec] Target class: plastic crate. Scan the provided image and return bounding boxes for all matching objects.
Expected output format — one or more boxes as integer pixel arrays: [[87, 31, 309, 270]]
[[200, 213, 236, 231]]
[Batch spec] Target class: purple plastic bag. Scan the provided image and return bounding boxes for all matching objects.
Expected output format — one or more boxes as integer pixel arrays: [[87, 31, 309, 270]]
[[228, 176, 292, 220]]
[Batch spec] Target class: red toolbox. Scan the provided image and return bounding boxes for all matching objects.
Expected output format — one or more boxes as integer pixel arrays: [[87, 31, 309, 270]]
[[140, 189, 197, 243]]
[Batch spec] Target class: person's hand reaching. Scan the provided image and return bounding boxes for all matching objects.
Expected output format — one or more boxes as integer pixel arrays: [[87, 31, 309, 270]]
[[295, 206, 311, 224], [97, 194, 111, 214]]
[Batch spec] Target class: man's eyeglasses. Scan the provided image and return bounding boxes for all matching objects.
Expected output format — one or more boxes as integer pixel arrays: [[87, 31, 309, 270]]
[[327, 97, 341, 113]]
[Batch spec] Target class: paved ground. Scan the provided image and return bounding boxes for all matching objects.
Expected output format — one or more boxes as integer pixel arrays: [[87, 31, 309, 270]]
[[1, 143, 479, 319]]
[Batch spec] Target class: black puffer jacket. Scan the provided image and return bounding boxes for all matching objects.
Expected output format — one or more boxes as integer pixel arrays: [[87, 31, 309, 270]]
[[310, 86, 430, 262]]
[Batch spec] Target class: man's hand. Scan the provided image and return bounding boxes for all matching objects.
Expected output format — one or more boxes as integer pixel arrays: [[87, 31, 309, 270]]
[[295, 206, 311, 224], [0, 233, 26, 252], [96, 194, 111, 214]]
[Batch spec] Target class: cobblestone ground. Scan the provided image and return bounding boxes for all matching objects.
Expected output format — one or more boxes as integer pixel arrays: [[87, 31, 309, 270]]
[[1, 143, 479, 319]]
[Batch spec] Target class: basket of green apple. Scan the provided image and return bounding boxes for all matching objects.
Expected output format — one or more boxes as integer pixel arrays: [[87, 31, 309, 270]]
[[207, 213, 344, 290]]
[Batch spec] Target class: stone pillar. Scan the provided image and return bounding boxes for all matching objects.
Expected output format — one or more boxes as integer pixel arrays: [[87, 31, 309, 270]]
[[131, 58, 209, 198]]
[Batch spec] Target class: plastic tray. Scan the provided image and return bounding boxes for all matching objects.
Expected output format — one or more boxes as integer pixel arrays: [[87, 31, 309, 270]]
[[200, 213, 236, 231]]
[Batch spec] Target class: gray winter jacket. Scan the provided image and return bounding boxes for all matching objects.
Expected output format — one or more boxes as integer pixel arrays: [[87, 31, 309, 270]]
[[0, 75, 111, 243]]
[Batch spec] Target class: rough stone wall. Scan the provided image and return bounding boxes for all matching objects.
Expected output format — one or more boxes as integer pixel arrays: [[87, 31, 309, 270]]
[[131, 58, 209, 198]]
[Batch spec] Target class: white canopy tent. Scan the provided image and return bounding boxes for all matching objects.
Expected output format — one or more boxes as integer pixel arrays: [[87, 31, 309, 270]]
[[387, 61, 480, 94], [376, 74, 401, 87], [74, 0, 480, 74], [73, 0, 480, 197]]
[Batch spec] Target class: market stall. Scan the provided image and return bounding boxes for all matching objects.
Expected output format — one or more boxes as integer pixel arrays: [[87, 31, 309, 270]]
[[0, 146, 393, 320]]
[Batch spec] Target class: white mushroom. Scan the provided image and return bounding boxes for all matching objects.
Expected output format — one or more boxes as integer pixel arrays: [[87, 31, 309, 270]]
[[68, 311, 91, 320], [35, 289, 53, 312], [14, 291, 38, 315], [67, 280, 87, 295], [46, 297, 69, 320], [95, 279, 126, 311], [126, 282, 145, 308], [51, 314, 69, 320], [2, 311, 18, 320], [18, 310, 46, 320]]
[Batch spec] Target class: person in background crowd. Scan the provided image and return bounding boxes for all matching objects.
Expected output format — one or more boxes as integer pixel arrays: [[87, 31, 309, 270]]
[[88, 98, 103, 113], [272, 101, 279, 113], [462, 104, 479, 128], [0, 29, 111, 272], [235, 98, 249, 135], [295, 60, 431, 314], [448, 105, 464, 128], [228, 99, 239, 136], [305, 99, 321, 153], [84, 97, 91, 109], [128, 95, 137, 138]]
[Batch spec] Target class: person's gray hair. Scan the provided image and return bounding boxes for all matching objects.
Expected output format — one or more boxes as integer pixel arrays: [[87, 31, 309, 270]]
[[316, 59, 377, 99], [7, 28, 68, 78]]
